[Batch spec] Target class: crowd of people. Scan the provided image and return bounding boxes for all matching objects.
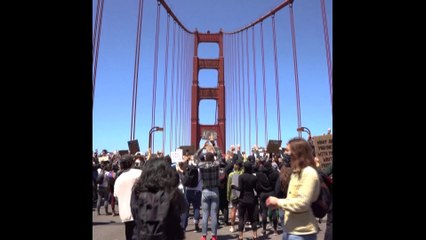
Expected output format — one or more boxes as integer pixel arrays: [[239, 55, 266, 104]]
[[92, 136, 333, 240]]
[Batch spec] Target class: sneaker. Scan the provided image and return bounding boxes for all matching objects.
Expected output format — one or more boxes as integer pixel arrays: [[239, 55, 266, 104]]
[[200, 236, 206, 240], [230, 226, 234, 232], [211, 236, 217, 240], [194, 225, 200, 232]]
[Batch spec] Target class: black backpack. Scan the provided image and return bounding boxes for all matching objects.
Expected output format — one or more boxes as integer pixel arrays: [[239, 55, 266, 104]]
[[182, 165, 199, 188], [132, 190, 174, 240], [311, 171, 332, 219]]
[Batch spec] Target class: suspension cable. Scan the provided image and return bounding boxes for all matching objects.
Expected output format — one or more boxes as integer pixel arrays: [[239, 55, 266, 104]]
[[251, 27, 259, 145], [182, 31, 187, 146], [179, 32, 186, 146], [178, 32, 183, 147], [225, 36, 230, 146], [272, 15, 282, 140], [226, 36, 233, 146], [237, 33, 242, 146], [175, 28, 182, 148], [186, 35, 193, 144], [260, 22, 268, 145], [92, 0, 101, 59], [169, 21, 177, 153], [240, 31, 246, 150], [224, 0, 293, 34], [245, 30, 251, 150], [182, 34, 187, 145], [162, 14, 171, 152], [150, 2, 161, 150], [158, 0, 192, 33], [232, 35, 238, 145], [92, 0, 105, 109], [130, 0, 145, 140], [289, 3, 302, 137], [320, 0, 333, 109]]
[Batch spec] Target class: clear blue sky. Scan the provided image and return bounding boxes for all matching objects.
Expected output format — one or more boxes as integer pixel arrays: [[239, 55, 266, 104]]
[[93, 0, 333, 154]]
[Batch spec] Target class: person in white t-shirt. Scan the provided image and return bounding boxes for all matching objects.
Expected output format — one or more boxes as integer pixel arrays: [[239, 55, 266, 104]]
[[114, 155, 142, 240]]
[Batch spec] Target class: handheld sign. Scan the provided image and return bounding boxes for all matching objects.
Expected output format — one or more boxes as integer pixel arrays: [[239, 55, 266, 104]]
[[312, 134, 333, 169], [127, 140, 140, 155], [266, 140, 282, 154]]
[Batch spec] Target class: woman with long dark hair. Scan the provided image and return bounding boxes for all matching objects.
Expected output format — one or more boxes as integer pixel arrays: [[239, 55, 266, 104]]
[[131, 157, 187, 240], [266, 137, 321, 240]]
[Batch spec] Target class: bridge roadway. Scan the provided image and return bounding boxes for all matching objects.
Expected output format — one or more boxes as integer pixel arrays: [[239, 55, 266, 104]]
[[93, 204, 327, 240]]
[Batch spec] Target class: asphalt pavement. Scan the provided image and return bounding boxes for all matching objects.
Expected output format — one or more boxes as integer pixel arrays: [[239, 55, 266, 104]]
[[93, 203, 327, 240]]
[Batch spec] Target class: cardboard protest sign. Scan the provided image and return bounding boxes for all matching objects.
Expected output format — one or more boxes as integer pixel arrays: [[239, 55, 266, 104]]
[[127, 140, 140, 155], [312, 134, 333, 169], [266, 140, 282, 154]]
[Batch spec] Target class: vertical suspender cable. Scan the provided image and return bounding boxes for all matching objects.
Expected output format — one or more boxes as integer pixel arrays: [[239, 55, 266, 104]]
[[162, 14, 171, 152], [237, 33, 242, 146], [150, 2, 161, 150], [271, 15, 282, 140], [251, 27, 259, 145], [289, 3, 302, 137], [175, 29, 181, 148], [188, 35, 194, 144], [183, 34, 188, 144], [169, 22, 177, 152], [225, 36, 230, 147], [92, 0, 105, 109], [186, 34, 191, 144], [240, 31, 246, 150], [188, 35, 191, 144], [92, 0, 101, 59], [232, 35, 238, 145], [320, 0, 333, 109], [181, 34, 185, 146], [227, 36, 234, 145], [260, 22, 268, 145], [187, 34, 194, 143], [245, 30, 251, 150], [130, 0, 145, 140], [179, 32, 186, 146]]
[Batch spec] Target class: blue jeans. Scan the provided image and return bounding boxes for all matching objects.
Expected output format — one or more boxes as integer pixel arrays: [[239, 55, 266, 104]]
[[284, 233, 317, 240], [180, 196, 189, 230], [324, 202, 333, 240], [279, 209, 288, 238], [201, 187, 219, 236], [183, 189, 202, 229]]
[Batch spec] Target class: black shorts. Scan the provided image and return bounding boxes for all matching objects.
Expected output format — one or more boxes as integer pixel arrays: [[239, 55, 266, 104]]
[[231, 198, 239, 208]]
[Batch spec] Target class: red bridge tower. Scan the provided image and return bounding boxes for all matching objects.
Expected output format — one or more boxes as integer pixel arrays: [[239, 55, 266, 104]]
[[191, 30, 226, 154]]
